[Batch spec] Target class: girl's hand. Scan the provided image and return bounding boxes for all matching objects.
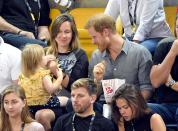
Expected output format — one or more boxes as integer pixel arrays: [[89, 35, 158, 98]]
[[48, 60, 58, 77], [56, 68, 63, 79], [46, 55, 56, 64]]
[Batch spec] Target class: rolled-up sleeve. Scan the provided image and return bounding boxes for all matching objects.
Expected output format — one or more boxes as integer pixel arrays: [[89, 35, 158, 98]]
[[134, 0, 160, 41], [138, 47, 153, 91], [104, 0, 120, 21]]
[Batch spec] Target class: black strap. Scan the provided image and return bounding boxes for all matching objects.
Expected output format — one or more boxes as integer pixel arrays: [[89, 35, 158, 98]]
[[129, 0, 138, 26], [20, 123, 25, 131], [24, 0, 41, 37], [73, 49, 83, 60]]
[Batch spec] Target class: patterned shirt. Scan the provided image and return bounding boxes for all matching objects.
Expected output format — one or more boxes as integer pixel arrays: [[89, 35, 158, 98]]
[[19, 68, 51, 106]]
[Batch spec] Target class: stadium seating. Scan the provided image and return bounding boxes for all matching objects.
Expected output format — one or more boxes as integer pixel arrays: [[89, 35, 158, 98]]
[[49, 6, 177, 59], [49, 8, 61, 29], [164, 6, 177, 34], [69, 8, 103, 59], [49, 8, 123, 59]]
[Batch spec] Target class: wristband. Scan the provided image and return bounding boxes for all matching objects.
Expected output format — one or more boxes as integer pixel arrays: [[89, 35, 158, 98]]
[[166, 79, 176, 88]]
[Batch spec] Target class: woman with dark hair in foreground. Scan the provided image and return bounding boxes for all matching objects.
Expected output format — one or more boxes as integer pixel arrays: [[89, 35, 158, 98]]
[[111, 84, 166, 131]]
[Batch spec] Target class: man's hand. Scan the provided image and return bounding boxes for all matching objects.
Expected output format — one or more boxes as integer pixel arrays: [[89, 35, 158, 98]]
[[93, 61, 106, 81], [170, 39, 178, 56], [46, 55, 56, 63], [19, 31, 35, 39], [38, 26, 50, 41]]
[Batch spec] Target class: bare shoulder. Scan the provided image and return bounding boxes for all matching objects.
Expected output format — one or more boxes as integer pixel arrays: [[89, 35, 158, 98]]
[[150, 113, 166, 131], [26, 121, 45, 131]]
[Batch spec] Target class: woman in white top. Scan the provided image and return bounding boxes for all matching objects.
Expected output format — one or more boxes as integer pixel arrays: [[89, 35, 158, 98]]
[[0, 84, 45, 131]]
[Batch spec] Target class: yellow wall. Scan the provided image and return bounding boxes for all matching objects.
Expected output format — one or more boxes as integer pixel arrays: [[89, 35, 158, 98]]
[[49, 6, 177, 60], [164, 6, 177, 34], [69, 8, 104, 59], [49, 8, 61, 29]]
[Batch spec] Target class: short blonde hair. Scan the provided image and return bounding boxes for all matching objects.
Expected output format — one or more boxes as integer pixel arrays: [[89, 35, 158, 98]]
[[21, 44, 44, 77], [71, 78, 97, 95], [85, 13, 116, 33]]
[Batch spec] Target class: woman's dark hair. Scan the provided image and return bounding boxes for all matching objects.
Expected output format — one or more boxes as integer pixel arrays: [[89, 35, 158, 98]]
[[111, 84, 150, 124]]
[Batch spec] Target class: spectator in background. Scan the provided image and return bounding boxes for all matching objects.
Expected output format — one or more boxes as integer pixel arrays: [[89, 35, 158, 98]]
[[53, 78, 116, 131], [0, 84, 45, 131], [148, 13, 178, 127], [112, 84, 166, 131], [152, 14, 178, 48], [149, 37, 178, 126], [104, 0, 172, 54], [85, 13, 153, 101], [46, 14, 88, 93], [0, 36, 21, 93], [0, 0, 51, 49]]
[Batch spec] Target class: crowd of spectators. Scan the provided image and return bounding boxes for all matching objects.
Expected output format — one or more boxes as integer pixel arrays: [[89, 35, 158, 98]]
[[0, 0, 178, 130]]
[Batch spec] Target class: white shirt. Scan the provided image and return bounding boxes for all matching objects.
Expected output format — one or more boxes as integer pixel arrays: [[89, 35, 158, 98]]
[[0, 37, 21, 93], [104, 0, 172, 41]]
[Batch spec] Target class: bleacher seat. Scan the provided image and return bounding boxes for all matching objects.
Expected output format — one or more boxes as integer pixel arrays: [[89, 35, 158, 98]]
[[49, 6, 177, 59], [164, 6, 177, 34], [49, 8, 61, 29], [69, 8, 104, 59]]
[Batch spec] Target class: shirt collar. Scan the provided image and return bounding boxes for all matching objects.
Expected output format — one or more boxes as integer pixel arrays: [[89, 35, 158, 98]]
[[122, 39, 130, 55], [101, 50, 107, 58], [101, 39, 130, 58]]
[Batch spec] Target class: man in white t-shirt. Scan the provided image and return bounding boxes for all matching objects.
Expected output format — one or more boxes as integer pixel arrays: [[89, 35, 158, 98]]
[[0, 36, 21, 93]]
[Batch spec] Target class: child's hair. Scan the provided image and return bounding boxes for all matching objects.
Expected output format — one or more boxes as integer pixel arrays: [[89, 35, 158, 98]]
[[0, 84, 34, 131], [21, 44, 45, 77]]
